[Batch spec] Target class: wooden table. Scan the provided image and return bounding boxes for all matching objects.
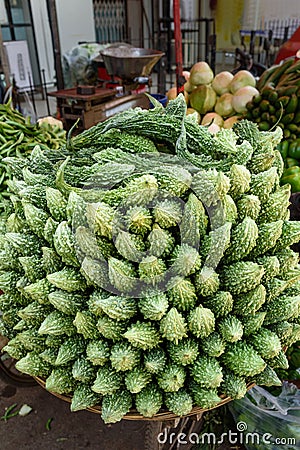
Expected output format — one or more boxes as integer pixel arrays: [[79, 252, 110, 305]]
[[48, 87, 149, 131]]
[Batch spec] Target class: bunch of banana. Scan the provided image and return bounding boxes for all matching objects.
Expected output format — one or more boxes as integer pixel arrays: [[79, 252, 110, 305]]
[[244, 58, 300, 139]]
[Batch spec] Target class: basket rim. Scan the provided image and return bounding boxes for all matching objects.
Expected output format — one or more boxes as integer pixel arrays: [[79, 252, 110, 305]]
[[33, 376, 255, 421]]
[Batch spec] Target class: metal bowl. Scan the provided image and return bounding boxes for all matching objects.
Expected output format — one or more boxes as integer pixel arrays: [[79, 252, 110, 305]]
[[100, 46, 165, 81]]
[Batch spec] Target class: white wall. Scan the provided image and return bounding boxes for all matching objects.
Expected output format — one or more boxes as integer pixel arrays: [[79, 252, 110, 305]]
[[31, 0, 96, 85], [242, 0, 300, 30], [56, 0, 96, 56], [31, 0, 55, 85]]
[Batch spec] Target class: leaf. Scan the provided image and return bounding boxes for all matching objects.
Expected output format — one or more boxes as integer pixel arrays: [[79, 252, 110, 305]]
[[46, 417, 53, 430]]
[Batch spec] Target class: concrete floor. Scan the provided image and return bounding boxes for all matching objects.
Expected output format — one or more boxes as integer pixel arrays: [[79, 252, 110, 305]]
[[0, 376, 159, 450]]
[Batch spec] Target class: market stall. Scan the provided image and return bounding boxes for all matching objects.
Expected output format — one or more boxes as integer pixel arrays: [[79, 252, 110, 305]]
[[0, 3, 300, 448]]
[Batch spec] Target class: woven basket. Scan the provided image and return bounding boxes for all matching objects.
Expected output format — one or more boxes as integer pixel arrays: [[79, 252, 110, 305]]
[[34, 376, 255, 421]]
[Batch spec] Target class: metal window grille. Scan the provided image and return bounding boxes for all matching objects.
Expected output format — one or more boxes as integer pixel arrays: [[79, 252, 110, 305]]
[[93, 0, 127, 44]]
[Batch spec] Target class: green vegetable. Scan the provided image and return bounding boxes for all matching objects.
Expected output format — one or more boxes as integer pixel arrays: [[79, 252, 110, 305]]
[[1, 97, 300, 424]]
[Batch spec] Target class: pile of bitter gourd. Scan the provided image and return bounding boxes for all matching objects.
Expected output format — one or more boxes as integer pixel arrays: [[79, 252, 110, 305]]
[[1, 94, 300, 423]]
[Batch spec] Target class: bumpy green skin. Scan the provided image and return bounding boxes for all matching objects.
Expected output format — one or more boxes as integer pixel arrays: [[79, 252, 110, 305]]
[[73, 311, 99, 339], [159, 308, 187, 344], [0, 271, 23, 294], [113, 230, 144, 262], [45, 187, 67, 222], [138, 256, 166, 285], [180, 193, 208, 246], [47, 267, 87, 292], [190, 386, 221, 409], [258, 184, 291, 224], [233, 284, 266, 316], [228, 164, 251, 199], [249, 220, 283, 258], [16, 329, 45, 353], [268, 349, 289, 370], [223, 194, 238, 224], [19, 255, 45, 282], [225, 217, 258, 263], [42, 247, 63, 274], [39, 348, 58, 365], [48, 290, 85, 315], [264, 277, 289, 302], [54, 336, 85, 365], [23, 202, 49, 239], [124, 321, 161, 350], [248, 328, 281, 359], [192, 169, 230, 207], [264, 295, 300, 325], [126, 206, 152, 235], [91, 366, 123, 395], [275, 248, 299, 274], [93, 295, 137, 321], [253, 365, 281, 386], [70, 384, 101, 412], [135, 384, 163, 418], [18, 302, 51, 326], [86, 340, 110, 366], [101, 390, 132, 424], [143, 348, 166, 374], [164, 389, 193, 416], [200, 223, 231, 269], [148, 225, 175, 258], [96, 316, 128, 341], [169, 244, 202, 278], [108, 257, 137, 293], [273, 220, 300, 252], [236, 195, 261, 221], [72, 357, 96, 382], [202, 291, 233, 318], [45, 367, 76, 394], [24, 278, 54, 304], [157, 364, 186, 392], [110, 342, 140, 372], [220, 261, 264, 295], [255, 256, 280, 282], [221, 372, 247, 399], [43, 217, 59, 246], [5, 232, 41, 256], [269, 322, 294, 348], [191, 355, 223, 389], [249, 167, 278, 203], [218, 316, 243, 343], [167, 278, 197, 312], [247, 151, 275, 174], [38, 311, 76, 336], [3, 338, 27, 360], [139, 293, 168, 321], [125, 366, 152, 393], [194, 268, 220, 297], [188, 306, 215, 338], [221, 342, 266, 377], [86, 202, 115, 239], [200, 332, 226, 357], [240, 311, 266, 337], [168, 338, 199, 366]]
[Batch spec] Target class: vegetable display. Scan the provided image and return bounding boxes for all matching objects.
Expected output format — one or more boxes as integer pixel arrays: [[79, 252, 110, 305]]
[[245, 57, 300, 137], [1, 94, 300, 424], [167, 62, 259, 131], [0, 103, 66, 212]]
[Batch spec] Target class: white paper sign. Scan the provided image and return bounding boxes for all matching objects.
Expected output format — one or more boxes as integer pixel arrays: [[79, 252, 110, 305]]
[[3, 40, 33, 91]]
